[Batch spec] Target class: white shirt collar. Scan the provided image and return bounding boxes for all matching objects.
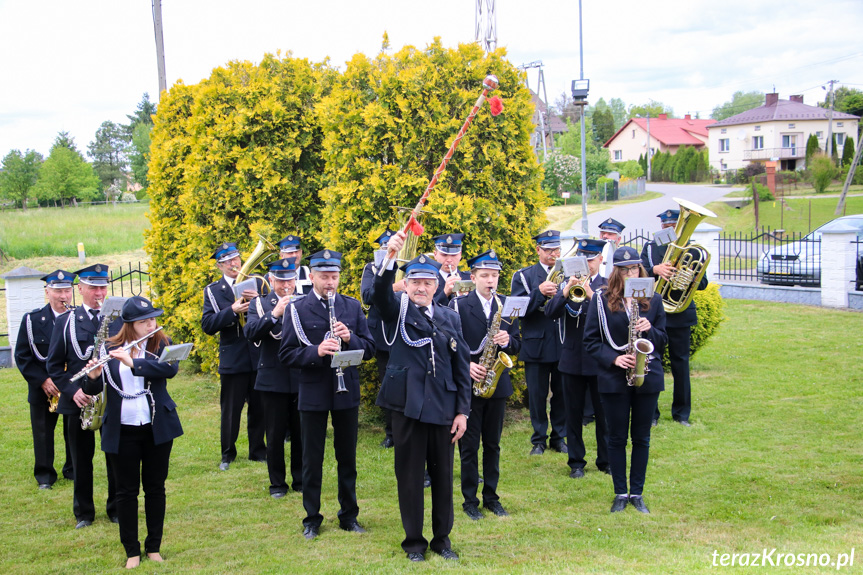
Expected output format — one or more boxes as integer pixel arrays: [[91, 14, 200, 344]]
[[223, 275, 235, 287]]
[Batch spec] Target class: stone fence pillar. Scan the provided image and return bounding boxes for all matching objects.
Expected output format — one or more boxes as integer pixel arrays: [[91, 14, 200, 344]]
[[1, 267, 45, 367], [820, 226, 858, 308], [691, 223, 721, 282]]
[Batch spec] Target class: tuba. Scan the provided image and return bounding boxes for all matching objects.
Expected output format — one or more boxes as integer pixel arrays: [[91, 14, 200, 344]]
[[472, 291, 514, 399], [233, 235, 279, 327], [654, 198, 717, 314]]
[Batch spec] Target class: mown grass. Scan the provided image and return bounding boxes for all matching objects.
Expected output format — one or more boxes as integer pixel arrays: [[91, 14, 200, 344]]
[[1, 299, 861, 574], [545, 191, 663, 231], [708, 195, 863, 235], [0, 203, 149, 259]]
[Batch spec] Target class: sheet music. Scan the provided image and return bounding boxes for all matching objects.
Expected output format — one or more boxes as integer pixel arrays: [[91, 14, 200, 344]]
[[158, 343, 193, 363], [232, 278, 259, 300], [331, 349, 364, 368], [624, 278, 655, 299], [653, 227, 677, 246], [100, 297, 127, 317], [562, 256, 589, 278], [501, 296, 529, 317]]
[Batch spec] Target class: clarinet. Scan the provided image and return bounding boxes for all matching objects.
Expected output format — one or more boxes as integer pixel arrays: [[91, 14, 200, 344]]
[[327, 291, 348, 394]]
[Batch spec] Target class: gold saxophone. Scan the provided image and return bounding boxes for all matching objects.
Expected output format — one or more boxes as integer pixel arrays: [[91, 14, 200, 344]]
[[472, 291, 514, 399], [80, 308, 115, 430], [654, 198, 717, 313], [625, 297, 654, 388]]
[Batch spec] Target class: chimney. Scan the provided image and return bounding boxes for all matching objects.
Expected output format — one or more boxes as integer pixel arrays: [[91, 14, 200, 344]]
[[789, 94, 803, 103], [658, 113, 668, 120], [684, 114, 691, 120], [765, 93, 779, 106]]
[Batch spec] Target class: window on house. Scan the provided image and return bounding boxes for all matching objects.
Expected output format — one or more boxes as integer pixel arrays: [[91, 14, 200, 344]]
[[753, 136, 764, 150], [816, 131, 823, 139], [782, 135, 797, 155], [721, 128, 727, 134], [754, 126, 761, 131], [613, 150, 623, 160], [837, 122, 844, 127], [837, 133, 846, 146], [788, 123, 795, 129], [719, 139, 730, 152], [632, 130, 636, 139]]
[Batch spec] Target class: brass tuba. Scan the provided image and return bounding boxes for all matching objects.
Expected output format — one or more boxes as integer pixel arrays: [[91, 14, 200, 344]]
[[654, 198, 717, 314], [472, 291, 514, 398], [233, 235, 279, 327]]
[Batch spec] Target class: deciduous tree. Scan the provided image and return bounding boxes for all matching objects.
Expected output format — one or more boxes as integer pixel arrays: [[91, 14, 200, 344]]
[[0, 149, 42, 209], [710, 91, 764, 121], [35, 136, 100, 206]]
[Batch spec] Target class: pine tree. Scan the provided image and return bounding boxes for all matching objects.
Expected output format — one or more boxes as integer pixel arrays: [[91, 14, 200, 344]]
[[842, 136, 855, 167]]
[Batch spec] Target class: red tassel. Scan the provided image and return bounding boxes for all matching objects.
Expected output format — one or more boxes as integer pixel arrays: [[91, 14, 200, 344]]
[[489, 96, 503, 116], [407, 215, 425, 236]]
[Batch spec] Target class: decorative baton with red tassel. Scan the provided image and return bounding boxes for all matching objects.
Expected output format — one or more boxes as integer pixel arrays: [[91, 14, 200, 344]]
[[378, 74, 503, 276]]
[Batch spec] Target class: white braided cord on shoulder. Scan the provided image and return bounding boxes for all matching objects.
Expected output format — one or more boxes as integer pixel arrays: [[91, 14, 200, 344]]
[[26, 314, 47, 362]]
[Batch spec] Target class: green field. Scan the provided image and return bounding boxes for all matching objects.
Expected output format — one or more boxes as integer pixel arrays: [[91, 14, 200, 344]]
[[1, 299, 861, 574], [708, 195, 863, 235]]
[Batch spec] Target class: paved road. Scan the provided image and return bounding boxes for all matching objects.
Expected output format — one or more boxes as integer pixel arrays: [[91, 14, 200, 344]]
[[569, 183, 742, 234]]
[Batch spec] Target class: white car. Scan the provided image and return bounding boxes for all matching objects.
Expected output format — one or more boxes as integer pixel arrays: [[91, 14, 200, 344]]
[[757, 214, 863, 287]]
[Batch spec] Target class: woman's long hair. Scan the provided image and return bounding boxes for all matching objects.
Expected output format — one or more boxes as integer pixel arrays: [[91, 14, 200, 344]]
[[106, 322, 169, 356], [605, 264, 651, 313]]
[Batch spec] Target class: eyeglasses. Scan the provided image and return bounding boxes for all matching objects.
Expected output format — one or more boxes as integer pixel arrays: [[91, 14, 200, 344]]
[[539, 247, 561, 254]]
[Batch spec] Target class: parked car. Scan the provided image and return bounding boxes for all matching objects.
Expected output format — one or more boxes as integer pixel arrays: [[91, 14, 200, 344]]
[[757, 214, 863, 287]]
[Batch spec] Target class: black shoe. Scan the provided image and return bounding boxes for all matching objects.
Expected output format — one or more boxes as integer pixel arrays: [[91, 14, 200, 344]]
[[478, 476, 483, 484], [380, 437, 394, 449], [340, 520, 367, 533], [598, 466, 611, 475], [407, 552, 425, 562], [569, 467, 585, 479], [433, 548, 459, 561], [219, 461, 230, 471], [550, 441, 568, 454], [109, 515, 119, 524], [75, 520, 92, 529], [484, 501, 509, 517], [529, 444, 545, 456], [463, 504, 484, 520], [249, 456, 267, 463], [423, 470, 431, 489], [674, 418, 692, 427], [292, 486, 303, 493], [38, 483, 52, 490], [303, 525, 319, 540], [63, 471, 74, 480], [271, 491, 287, 499], [651, 419, 658, 427], [610, 496, 628, 513], [629, 495, 650, 514]]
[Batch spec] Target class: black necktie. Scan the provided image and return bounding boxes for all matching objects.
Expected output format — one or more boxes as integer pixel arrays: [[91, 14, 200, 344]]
[[418, 306, 433, 323], [91, 310, 100, 329]]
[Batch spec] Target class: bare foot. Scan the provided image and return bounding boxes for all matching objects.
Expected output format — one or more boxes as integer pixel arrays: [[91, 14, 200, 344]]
[[147, 552, 164, 563], [125, 556, 140, 569]]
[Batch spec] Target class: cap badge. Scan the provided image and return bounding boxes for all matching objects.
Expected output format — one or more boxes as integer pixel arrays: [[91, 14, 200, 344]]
[[141, 301, 149, 308], [547, 231, 553, 237], [489, 250, 496, 259], [419, 255, 427, 264], [283, 259, 290, 267], [222, 243, 228, 250], [95, 265, 102, 273], [323, 250, 331, 259], [665, 211, 671, 217], [288, 236, 293, 241], [607, 218, 613, 224], [581, 240, 587, 247], [58, 271, 65, 280], [624, 251, 631, 260], [446, 235, 453, 244]]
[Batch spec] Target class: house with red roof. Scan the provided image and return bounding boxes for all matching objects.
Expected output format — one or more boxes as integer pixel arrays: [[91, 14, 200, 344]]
[[602, 114, 715, 165], [707, 93, 859, 172]]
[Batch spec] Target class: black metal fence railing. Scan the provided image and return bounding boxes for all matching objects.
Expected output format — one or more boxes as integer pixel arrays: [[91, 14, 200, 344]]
[[716, 227, 821, 286], [854, 239, 863, 291], [619, 229, 653, 255]]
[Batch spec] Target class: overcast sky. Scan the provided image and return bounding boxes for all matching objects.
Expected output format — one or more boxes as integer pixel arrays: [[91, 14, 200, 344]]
[[1, 0, 861, 157]]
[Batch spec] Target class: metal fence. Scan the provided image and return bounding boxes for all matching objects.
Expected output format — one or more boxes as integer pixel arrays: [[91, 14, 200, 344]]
[[855, 239, 863, 291], [715, 227, 821, 286], [619, 229, 653, 255]]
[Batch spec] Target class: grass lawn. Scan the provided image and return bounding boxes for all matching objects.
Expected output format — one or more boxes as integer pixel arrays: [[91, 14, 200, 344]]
[[708, 195, 863, 235], [1, 299, 861, 574], [545, 191, 663, 231]]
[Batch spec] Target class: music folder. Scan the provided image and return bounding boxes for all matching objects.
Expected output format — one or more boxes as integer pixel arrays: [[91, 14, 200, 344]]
[[158, 343, 193, 363], [624, 278, 655, 299], [331, 350, 364, 368], [653, 227, 677, 246], [561, 256, 589, 278], [232, 278, 258, 300], [501, 296, 529, 318]]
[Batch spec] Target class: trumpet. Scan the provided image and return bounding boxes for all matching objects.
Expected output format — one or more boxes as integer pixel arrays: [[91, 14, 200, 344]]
[[327, 291, 348, 394], [563, 275, 589, 303]]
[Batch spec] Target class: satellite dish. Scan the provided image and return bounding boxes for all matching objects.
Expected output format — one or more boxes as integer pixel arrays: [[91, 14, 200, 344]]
[[736, 128, 746, 141]]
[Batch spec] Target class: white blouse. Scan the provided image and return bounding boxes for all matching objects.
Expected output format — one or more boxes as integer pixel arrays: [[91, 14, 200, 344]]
[[118, 346, 152, 426]]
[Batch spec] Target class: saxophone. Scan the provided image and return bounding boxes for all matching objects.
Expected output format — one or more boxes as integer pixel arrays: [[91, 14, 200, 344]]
[[472, 291, 514, 399], [625, 297, 654, 388], [80, 310, 115, 430]]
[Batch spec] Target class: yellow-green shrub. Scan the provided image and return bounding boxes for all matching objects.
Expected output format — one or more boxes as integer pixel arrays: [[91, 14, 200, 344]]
[[662, 282, 726, 371]]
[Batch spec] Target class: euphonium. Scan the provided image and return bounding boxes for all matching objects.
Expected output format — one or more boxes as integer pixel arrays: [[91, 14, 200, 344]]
[[625, 297, 654, 388], [234, 235, 279, 327], [472, 291, 514, 399], [654, 198, 717, 314]]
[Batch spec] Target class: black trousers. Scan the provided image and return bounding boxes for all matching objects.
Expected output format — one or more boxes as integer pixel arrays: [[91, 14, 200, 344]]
[[601, 390, 659, 496], [29, 401, 73, 485], [106, 425, 172, 558], [524, 361, 566, 447], [299, 408, 359, 528], [655, 325, 692, 422], [392, 411, 454, 554], [261, 391, 302, 494], [375, 350, 393, 441], [459, 396, 506, 508], [219, 371, 266, 462], [64, 414, 117, 522], [562, 373, 608, 472]]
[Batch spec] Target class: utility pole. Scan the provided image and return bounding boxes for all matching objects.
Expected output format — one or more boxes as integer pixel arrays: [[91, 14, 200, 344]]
[[475, 0, 497, 53], [836, 134, 863, 215], [825, 79, 838, 160], [578, 0, 588, 235], [519, 61, 552, 156], [646, 113, 652, 181], [153, 0, 167, 98]]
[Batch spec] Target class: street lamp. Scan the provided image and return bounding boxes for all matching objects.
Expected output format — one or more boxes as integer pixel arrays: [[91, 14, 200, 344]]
[[636, 113, 652, 181], [571, 79, 589, 234]]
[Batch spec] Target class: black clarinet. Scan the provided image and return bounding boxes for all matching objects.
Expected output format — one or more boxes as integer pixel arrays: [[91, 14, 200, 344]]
[[327, 291, 348, 394]]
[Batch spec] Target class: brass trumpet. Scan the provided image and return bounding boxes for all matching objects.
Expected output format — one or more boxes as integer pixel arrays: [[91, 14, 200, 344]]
[[563, 275, 588, 303]]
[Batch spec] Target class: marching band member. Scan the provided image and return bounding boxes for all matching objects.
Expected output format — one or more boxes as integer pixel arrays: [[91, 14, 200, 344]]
[[82, 296, 182, 569], [641, 209, 708, 427], [244, 259, 303, 498], [545, 239, 610, 479], [201, 242, 266, 471], [278, 250, 375, 540], [449, 249, 520, 520], [15, 269, 75, 489], [373, 231, 470, 562], [597, 218, 625, 279], [278, 235, 313, 296], [510, 231, 567, 456], [431, 233, 471, 306], [45, 264, 117, 529], [583, 247, 666, 514], [360, 230, 397, 448]]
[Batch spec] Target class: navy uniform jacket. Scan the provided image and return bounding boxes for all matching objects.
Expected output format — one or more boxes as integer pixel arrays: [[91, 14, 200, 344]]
[[640, 241, 708, 328], [372, 267, 471, 426], [360, 262, 393, 352], [278, 291, 375, 411], [244, 294, 299, 394], [433, 268, 471, 307], [583, 292, 668, 394], [15, 304, 57, 405], [509, 262, 562, 363], [201, 276, 262, 374], [449, 291, 521, 399], [545, 275, 608, 377], [81, 340, 183, 454], [46, 306, 119, 416]]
